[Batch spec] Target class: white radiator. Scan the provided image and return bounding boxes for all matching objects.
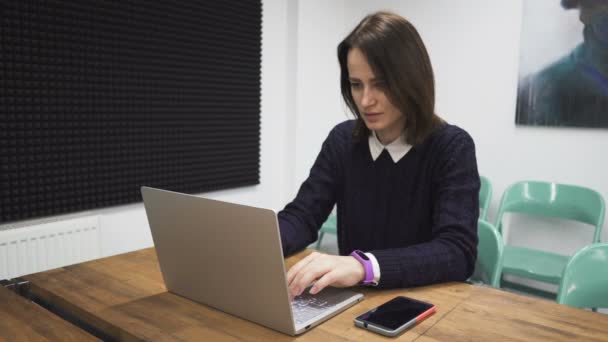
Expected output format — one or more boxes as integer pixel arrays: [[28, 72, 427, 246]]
[[0, 216, 101, 280]]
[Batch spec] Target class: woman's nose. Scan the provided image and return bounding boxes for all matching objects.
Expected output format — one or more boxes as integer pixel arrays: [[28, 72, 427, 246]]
[[361, 88, 376, 107]]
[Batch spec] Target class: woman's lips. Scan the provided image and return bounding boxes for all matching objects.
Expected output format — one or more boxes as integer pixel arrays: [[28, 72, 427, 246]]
[[364, 112, 382, 122]]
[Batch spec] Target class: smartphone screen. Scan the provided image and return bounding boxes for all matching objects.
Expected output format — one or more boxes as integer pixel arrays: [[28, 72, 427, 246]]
[[355, 296, 435, 332]]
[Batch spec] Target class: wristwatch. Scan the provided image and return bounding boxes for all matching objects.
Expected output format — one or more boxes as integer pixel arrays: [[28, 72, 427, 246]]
[[350, 249, 375, 285]]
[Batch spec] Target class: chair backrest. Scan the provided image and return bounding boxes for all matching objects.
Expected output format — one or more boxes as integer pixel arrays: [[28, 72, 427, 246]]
[[479, 176, 492, 220], [557, 243, 608, 309], [495, 181, 605, 242], [322, 214, 337, 233], [470, 219, 503, 287]]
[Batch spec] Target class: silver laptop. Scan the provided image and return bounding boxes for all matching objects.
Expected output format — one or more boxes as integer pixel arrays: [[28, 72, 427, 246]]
[[141, 186, 363, 335]]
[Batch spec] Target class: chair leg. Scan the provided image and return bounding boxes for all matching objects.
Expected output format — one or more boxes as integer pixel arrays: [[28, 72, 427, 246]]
[[315, 232, 325, 250]]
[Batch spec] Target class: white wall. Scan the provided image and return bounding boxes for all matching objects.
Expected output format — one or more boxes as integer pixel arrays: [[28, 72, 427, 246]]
[[295, 0, 608, 258], [291, 0, 349, 194]]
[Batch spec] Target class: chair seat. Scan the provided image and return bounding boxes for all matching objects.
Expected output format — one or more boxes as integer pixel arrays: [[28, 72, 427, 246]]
[[502, 246, 570, 284]]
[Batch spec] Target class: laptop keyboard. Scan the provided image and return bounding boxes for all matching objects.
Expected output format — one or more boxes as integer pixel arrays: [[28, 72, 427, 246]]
[[291, 290, 339, 325]]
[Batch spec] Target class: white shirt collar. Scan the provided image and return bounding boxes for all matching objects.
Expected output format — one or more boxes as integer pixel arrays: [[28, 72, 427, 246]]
[[368, 131, 412, 163]]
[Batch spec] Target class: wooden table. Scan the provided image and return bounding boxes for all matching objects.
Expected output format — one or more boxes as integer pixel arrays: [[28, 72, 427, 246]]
[[0, 285, 99, 341], [22, 248, 608, 341]]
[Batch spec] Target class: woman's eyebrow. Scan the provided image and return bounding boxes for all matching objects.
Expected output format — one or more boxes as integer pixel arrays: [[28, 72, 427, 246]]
[[348, 77, 383, 82]]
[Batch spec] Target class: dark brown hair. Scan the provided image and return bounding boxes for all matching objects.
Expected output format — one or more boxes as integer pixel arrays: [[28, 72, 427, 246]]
[[338, 11, 443, 145], [561, 0, 579, 9]]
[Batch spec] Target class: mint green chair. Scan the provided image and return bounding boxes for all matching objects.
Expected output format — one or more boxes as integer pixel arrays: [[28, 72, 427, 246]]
[[315, 214, 337, 250], [557, 243, 608, 309], [470, 219, 504, 287], [496, 181, 605, 298], [479, 176, 492, 221]]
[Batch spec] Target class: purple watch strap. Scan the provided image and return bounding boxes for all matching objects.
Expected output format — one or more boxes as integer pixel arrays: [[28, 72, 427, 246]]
[[350, 250, 374, 285]]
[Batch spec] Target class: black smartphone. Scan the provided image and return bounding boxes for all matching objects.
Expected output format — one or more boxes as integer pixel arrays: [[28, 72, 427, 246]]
[[353, 296, 436, 337]]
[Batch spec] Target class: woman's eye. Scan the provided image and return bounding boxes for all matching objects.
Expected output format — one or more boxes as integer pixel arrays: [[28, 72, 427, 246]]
[[350, 82, 361, 89]]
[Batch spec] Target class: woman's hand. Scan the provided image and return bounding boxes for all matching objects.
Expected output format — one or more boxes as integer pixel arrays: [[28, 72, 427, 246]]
[[286, 251, 365, 300]]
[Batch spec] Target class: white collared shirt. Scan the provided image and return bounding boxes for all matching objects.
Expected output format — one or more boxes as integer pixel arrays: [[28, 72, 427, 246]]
[[363, 131, 412, 286], [368, 131, 412, 163]]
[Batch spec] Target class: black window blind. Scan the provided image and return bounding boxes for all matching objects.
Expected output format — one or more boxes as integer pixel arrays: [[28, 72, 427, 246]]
[[0, 0, 262, 223]]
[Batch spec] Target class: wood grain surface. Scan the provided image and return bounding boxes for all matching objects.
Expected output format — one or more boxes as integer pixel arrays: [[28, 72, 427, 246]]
[[0, 285, 99, 341], [22, 248, 608, 341]]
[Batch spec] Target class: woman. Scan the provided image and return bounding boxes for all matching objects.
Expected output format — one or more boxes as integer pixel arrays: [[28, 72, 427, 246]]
[[278, 11, 480, 299]]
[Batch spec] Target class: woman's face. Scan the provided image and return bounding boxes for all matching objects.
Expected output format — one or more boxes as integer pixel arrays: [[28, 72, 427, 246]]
[[347, 48, 405, 145]]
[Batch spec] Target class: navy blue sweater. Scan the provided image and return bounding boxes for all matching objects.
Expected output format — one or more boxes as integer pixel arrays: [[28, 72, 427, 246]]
[[278, 120, 480, 289]]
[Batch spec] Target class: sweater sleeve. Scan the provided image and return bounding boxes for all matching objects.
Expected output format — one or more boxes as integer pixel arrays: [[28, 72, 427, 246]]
[[277, 126, 342, 256], [370, 130, 480, 288]]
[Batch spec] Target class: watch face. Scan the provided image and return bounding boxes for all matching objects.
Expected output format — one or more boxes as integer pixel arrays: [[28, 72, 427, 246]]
[[355, 250, 369, 261]]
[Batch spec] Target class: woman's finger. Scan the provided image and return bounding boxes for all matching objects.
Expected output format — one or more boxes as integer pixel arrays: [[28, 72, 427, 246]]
[[309, 270, 338, 295], [286, 252, 321, 285], [289, 255, 333, 297]]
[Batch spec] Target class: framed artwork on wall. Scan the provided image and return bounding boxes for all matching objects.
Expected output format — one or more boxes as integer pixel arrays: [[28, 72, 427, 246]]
[[516, 0, 608, 128]]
